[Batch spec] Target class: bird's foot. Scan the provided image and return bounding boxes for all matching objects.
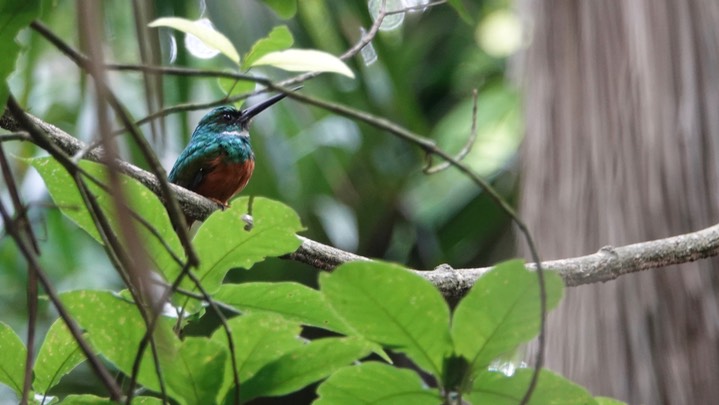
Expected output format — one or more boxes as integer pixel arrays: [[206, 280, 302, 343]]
[[210, 198, 229, 210]]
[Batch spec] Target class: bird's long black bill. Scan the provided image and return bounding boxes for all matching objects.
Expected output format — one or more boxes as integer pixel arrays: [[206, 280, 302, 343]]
[[242, 91, 291, 120]]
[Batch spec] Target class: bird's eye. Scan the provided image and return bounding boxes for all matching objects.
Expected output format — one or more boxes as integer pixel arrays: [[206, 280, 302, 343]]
[[222, 113, 233, 122]]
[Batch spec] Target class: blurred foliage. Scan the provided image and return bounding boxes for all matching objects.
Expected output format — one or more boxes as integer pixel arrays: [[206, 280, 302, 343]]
[[1, 0, 520, 375]]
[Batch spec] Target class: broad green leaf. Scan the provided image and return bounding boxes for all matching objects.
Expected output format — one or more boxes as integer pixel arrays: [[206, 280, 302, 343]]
[[30, 157, 182, 274], [217, 76, 255, 108], [163, 337, 227, 405], [215, 282, 352, 335], [210, 313, 303, 400], [34, 319, 85, 394], [251, 49, 355, 78], [451, 260, 564, 372], [241, 337, 372, 402], [243, 25, 294, 70], [30, 157, 99, 241], [0, 322, 27, 396], [177, 197, 302, 296], [261, 0, 297, 19], [594, 397, 627, 405], [320, 261, 452, 376], [60, 395, 162, 404], [148, 17, 240, 64], [468, 369, 597, 405], [0, 0, 41, 106], [60, 291, 180, 400], [314, 362, 442, 405]]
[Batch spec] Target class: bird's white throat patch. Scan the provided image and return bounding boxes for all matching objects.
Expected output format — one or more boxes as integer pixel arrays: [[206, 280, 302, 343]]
[[222, 130, 249, 137]]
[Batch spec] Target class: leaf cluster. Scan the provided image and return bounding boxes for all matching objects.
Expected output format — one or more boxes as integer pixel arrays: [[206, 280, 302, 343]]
[[0, 158, 623, 404]]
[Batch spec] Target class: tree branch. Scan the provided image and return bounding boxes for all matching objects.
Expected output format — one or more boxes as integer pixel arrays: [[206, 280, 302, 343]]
[[5, 110, 719, 297]]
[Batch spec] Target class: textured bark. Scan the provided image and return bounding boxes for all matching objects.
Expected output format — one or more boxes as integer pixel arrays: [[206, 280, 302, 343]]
[[517, 1, 719, 403]]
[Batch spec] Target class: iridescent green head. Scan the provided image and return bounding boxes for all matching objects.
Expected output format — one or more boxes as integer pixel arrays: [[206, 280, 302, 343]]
[[192, 92, 289, 139]]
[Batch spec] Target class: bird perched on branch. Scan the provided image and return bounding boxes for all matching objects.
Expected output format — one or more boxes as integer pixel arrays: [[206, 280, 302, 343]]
[[168, 93, 288, 211]]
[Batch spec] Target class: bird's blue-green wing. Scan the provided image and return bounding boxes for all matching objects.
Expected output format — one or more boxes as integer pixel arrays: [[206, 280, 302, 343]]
[[168, 142, 224, 192]]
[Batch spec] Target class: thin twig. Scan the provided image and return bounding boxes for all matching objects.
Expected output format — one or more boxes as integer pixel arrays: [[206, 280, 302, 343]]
[[0, 132, 31, 142], [30, 20, 198, 267], [424, 88, 479, 174], [0, 144, 39, 405], [184, 270, 242, 405], [0, 101, 124, 398], [74, 169, 170, 403], [1, 199, 125, 401]]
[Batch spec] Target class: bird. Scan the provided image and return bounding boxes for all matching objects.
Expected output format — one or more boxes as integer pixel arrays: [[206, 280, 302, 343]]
[[168, 92, 288, 212]]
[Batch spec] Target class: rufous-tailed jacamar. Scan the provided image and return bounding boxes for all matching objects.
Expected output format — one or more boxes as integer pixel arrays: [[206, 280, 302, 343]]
[[168, 93, 288, 208]]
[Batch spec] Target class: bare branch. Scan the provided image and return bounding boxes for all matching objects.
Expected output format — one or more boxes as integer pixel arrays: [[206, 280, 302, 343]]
[[5, 110, 719, 296], [424, 88, 479, 174]]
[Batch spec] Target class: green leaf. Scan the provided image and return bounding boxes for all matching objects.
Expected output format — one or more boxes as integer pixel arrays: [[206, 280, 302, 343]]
[[148, 17, 240, 64], [451, 260, 564, 372], [214, 314, 300, 374], [320, 261, 452, 377], [60, 290, 181, 400], [447, 0, 473, 25], [30, 157, 182, 275], [243, 25, 294, 70], [260, 0, 297, 19], [60, 394, 162, 404], [217, 76, 255, 109], [468, 369, 597, 405], [30, 157, 98, 241], [163, 337, 227, 405], [0, 0, 41, 106], [594, 397, 628, 405], [0, 322, 27, 396], [251, 49, 355, 78], [314, 362, 442, 405], [210, 313, 303, 400], [241, 337, 372, 402], [34, 319, 86, 394], [215, 282, 352, 335], [178, 197, 302, 296]]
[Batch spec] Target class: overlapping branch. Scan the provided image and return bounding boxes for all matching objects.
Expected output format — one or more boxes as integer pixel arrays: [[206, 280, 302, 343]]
[[4, 109, 719, 296]]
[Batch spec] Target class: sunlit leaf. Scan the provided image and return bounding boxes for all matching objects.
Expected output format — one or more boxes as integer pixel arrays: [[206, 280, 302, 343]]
[[243, 25, 294, 70], [34, 319, 85, 395], [251, 49, 355, 78], [60, 395, 162, 404], [260, 0, 297, 19], [30, 157, 182, 276], [163, 337, 227, 405], [320, 261, 452, 376], [215, 282, 352, 335], [241, 337, 372, 402], [468, 369, 597, 405], [315, 362, 442, 405], [0, 0, 41, 106], [148, 17, 240, 64], [0, 322, 26, 396], [210, 313, 303, 400], [451, 260, 564, 373], [173, 197, 302, 297], [60, 290, 181, 401]]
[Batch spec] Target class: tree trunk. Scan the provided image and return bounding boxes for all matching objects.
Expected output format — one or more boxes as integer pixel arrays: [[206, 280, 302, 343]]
[[517, 1, 719, 404]]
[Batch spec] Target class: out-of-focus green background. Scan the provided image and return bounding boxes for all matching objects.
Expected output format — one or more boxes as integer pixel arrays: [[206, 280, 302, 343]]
[[0, 0, 520, 364]]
